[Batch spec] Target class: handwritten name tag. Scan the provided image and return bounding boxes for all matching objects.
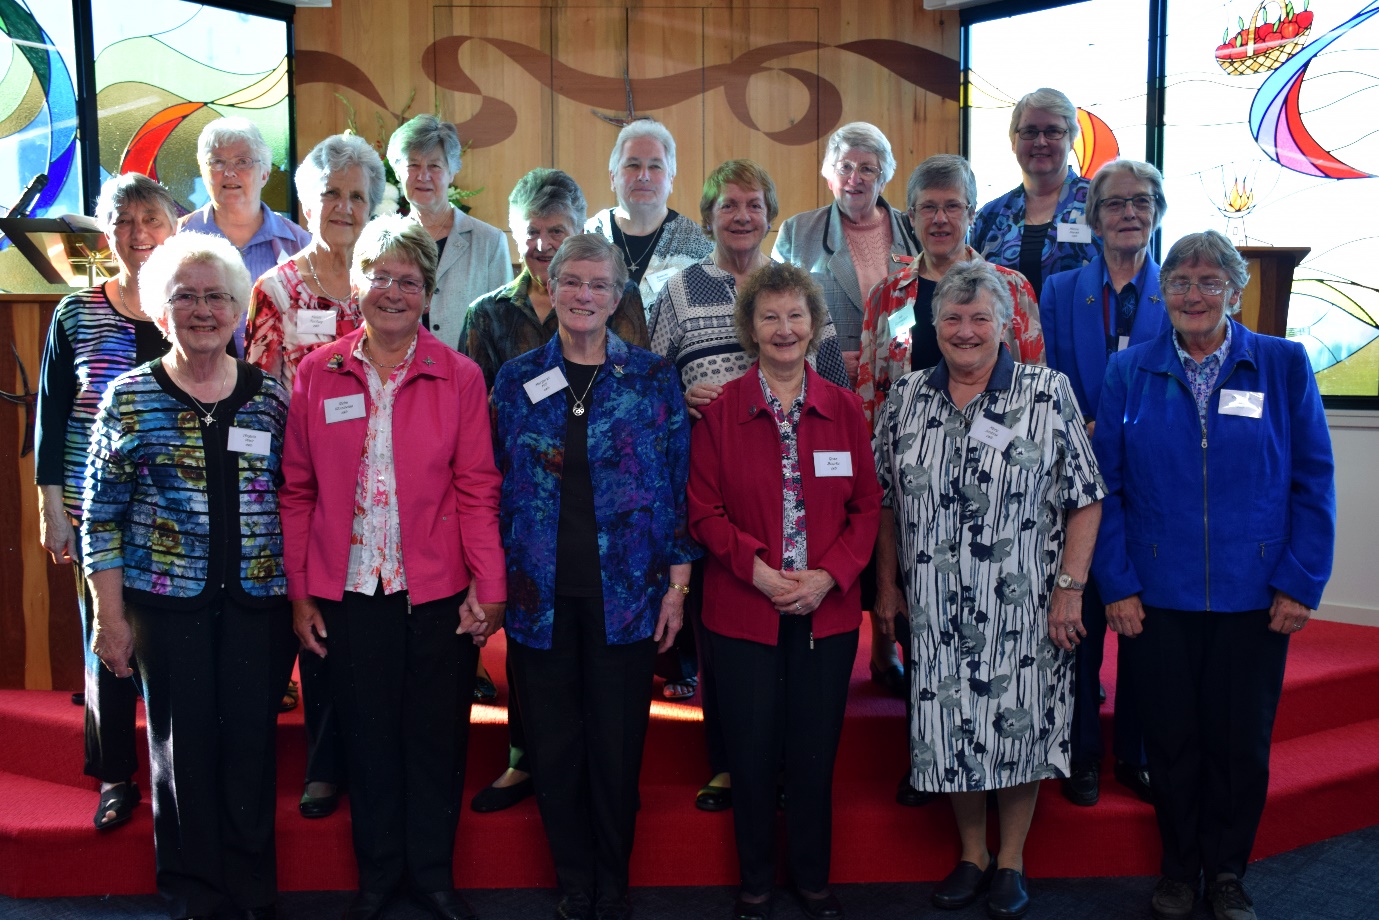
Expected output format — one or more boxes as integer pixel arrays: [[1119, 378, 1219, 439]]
[[1218, 389, 1264, 418], [227, 427, 270, 454], [324, 394, 366, 424], [1056, 221, 1093, 244], [523, 367, 569, 404], [296, 309, 337, 336], [968, 415, 1015, 451], [813, 451, 853, 477]]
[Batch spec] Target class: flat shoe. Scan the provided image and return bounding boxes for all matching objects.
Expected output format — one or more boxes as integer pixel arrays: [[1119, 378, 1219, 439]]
[[279, 679, 299, 713], [896, 772, 935, 807], [695, 782, 732, 812], [869, 662, 906, 697], [343, 891, 390, 920], [414, 889, 477, 920], [470, 776, 534, 812], [473, 674, 497, 703], [731, 894, 771, 920], [299, 782, 341, 819], [932, 854, 995, 910], [986, 868, 1030, 919], [1114, 760, 1153, 804], [795, 889, 842, 919], [662, 677, 698, 701], [94, 781, 140, 831], [557, 891, 594, 920]]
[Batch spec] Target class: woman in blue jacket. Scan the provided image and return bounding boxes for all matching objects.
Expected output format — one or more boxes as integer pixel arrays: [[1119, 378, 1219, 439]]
[[1091, 230, 1335, 920]]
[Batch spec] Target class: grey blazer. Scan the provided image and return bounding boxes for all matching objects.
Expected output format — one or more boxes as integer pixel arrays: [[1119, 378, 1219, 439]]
[[426, 206, 514, 350], [771, 197, 918, 352]]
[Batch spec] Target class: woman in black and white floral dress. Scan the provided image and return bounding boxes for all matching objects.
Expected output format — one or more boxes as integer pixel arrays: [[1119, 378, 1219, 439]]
[[872, 260, 1104, 920]]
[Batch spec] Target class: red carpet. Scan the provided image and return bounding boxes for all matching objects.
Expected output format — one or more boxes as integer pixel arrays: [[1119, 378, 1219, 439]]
[[2, 619, 1378, 897]]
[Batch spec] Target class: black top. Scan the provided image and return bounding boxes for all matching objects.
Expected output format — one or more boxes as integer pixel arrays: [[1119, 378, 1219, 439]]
[[554, 361, 604, 597], [1019, 221, 1050, 297], [908, 275, 942, 373], [610, 210, 680, 286]]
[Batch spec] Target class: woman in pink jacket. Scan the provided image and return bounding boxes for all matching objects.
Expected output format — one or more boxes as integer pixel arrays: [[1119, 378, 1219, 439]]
[[280, 216, 505, 920]]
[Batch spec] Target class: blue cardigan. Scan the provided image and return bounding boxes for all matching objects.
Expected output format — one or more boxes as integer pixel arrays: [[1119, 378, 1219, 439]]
[[1040, 256, 1167, 419], [1091, 320, 1335, 612]]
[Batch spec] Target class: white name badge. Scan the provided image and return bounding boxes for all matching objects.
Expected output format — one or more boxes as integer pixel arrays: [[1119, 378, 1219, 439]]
[[1056, 221, 1093, 244], [1218, 389, 1264, 418], [296, 309, 337, 336], [523, 366, 569, 404], [643, 267, 677, 296], [1118, 335, 1131, 352], [887, 303, 917, 341], [324, 393, 366, 424], [968, 415, 1015, 451], [813, 451, 853, 477], [227, 426, 270, 454]]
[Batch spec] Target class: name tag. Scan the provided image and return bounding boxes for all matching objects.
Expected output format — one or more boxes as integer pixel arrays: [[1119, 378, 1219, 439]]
[[1056, 221, 1093, 244], [324, 393, 366, 423], [813, 451, 853, 477], [523, 366, 569, 404], [296, 309, 337, 336], [968, 415, 1015, 451], [227, 426, 270, 454], [643, 267, 677, 296], [1218, 389, 1264, 418], [1118, 335, 1131, 352], [887, 303, 917, 341]]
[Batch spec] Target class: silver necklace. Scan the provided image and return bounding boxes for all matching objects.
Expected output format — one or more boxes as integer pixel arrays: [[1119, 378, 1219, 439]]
[[363, 336, 411, 369], [306, 252, 348, 302], [617, 217, 665, 272], [569, 362, 602, 417], [175, 360, 231, 426]]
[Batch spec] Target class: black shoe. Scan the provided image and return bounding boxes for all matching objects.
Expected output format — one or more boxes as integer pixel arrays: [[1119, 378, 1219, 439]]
[[595, 892, 632, 920], [71, 691, 85, 706], [470, 776, 534, 812], [1098, 682, 1107, 704], [896, 772, 936, 807], [242, 907, 277, 920], [473, 674, 498, 703], [696, 781, 732, 812], [1114, 761, 1153, 804], [932, 854, 995, 910], [1150, 876, 1197, 920], [1206, 874, 1257, 920], [731, 894, 771, 920], [299, 782, 340, 819], [414, 889, 477, 920], [1061, 761, 1100, 807], [343, 891, 390, 920], [986, 868, 1029, 919], [794, 889, 842, 920], [556, 891, 594, 920], [869, 662, 906, 697]]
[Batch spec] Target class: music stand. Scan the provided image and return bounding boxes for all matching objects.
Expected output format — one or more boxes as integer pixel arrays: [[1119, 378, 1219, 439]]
[[0, 216, 114, 287]]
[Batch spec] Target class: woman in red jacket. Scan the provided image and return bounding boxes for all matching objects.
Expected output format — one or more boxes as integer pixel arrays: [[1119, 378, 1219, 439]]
[[688, 262, 881, 920], [280, 216, 506, 920]]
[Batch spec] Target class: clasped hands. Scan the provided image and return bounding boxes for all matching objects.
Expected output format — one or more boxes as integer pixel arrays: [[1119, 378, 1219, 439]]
[[752, 557, 835, 615]]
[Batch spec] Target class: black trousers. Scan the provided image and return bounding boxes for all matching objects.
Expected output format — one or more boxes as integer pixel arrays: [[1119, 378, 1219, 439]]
[[298, 648, 344, 785], [711, 619, 858, 895], [1069, 579, 1145, 767], [508, 595, 656, 904], [1124, 606, 1289, 883], [686, 560, 728, 775], [319, 588, 479, 896], [503, 651, 529, 772], [127, 596, 295, 919], [76, 561, 139, 783]]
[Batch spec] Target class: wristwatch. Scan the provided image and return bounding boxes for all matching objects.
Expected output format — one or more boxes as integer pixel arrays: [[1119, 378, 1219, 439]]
[[1056, 572, 1086, 591]]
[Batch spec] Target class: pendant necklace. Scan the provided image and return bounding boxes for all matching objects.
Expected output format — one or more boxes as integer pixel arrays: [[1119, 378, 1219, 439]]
[[569, 362, 602, 417], [306, 252, 348, 302], [363, 336, 411, 369], [617, 217, 665, 272], [177, 360, 231, 426]]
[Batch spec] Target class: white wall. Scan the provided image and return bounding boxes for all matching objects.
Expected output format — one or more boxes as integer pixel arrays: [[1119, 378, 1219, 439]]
[[1317, 410, 1379, 627]]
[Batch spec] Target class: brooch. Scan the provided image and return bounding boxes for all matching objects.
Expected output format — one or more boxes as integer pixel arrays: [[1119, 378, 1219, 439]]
[[1085, 295, 1095, 305], [422, 356, 435, 366], [327, 353, 344, 370], [1150, 294, 1162, 303], [612, 364, 624, 377]]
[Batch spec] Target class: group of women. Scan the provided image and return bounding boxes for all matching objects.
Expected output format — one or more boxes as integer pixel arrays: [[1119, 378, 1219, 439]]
[[34, 86, 1334, 920]]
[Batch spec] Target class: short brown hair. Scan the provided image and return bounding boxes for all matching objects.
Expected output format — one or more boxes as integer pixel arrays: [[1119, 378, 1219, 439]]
[[734, 262, 829, 358], [699, 159, 779, 236]]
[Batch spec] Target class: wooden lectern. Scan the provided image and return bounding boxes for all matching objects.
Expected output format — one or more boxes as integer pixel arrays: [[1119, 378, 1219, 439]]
[[1237, 246, 1310, 338]]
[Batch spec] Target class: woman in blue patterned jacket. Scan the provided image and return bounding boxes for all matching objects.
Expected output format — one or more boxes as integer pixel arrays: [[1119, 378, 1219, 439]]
[[84, 231, 296, 920], [492, 233, 700, 920]]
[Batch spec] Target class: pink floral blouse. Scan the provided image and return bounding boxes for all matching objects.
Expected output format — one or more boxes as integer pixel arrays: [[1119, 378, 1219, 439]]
[[344, 336, 416, 596], [758, 368, 808, 572], [245, 259, 363, 390]]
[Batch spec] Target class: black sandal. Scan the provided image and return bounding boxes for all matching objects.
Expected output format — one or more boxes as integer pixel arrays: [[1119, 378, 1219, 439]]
[[94, 781, 140, 830]]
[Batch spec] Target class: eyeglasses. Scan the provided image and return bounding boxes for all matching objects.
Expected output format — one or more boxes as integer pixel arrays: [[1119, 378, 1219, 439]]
[[1016, 126, 1068, 141], [365, 273, 425, 295], [167, 291, 236, 310], [1100, 195, 1155, 215], [833, 161, 882, 181], [204, 156, 261, 174], [556, 277, 617, 298], [1163, 279, 1229, 297], [914, 202, 969, 220]]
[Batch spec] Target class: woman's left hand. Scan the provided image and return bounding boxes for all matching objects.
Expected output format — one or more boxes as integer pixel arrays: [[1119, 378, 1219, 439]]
[[1048, 586, 1085, 651], [1268, 591, 1311, 635], [653, 589, 684, 653], [459, 594, 506, 647], [772, 569, 836, 616]]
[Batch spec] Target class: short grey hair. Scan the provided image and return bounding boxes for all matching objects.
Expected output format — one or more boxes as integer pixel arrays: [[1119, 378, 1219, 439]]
[[295, 133, 388, 217], [1161, 230, 1250, 315], [822, 122, 897, 186], [94, 172, 179, 236], [509, 168, 587, 231], [931, 260, 1014, 329], [1086, 159, 1167, 234], [139, 232, 252, 335], [387, 114, 463, 175], [1009, 88, 1080, 144], [351, 215, 440, 298], [906, 154, 978, 214], [197, 116, 272, 170], [548, 233, 629, 295], [608, 118, 677, 176]]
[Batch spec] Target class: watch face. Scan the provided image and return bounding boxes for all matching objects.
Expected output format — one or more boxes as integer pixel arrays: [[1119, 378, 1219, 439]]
[[1057, 573, 1072, 588]]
